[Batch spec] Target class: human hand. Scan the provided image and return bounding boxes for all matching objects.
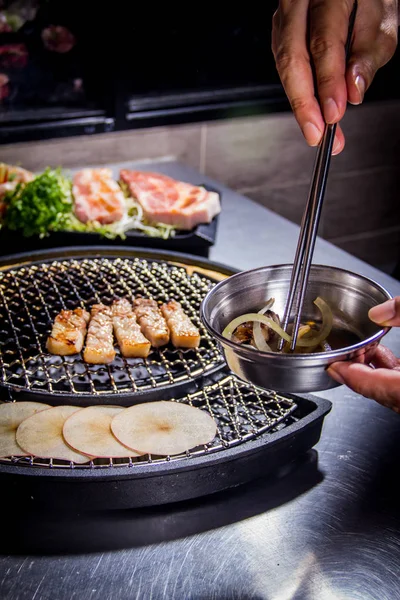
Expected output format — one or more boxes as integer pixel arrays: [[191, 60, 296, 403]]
[[328, 298, 400, 413], [272, 0, 399, 155]]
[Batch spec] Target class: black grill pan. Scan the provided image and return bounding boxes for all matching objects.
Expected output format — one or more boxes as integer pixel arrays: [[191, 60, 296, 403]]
[[0, 247, 332, 510], [0, 387, 331, 510]]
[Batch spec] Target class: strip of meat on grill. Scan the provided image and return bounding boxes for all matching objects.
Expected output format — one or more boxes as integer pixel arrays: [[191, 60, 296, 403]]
[[83, 304, 116, 364], [161, 300, 200, 348], [132, 297, 170, 348], [46, 308, 90, 356], [112, 298, 151, 358]]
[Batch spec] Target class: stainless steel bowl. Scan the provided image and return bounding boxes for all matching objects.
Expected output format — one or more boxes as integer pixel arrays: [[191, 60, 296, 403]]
[[200, 264, 392, 393]]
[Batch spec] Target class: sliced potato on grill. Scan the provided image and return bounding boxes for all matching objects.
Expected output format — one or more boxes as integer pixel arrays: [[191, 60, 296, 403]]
[[0, 401, 51, 457], [16, 405, 91, 464], [111, 401, 217, 456], [63, 405, 143, 458]]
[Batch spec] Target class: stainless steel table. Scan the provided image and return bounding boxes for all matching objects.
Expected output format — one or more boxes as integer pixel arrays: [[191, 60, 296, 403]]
[[1, 161, 399, 600]]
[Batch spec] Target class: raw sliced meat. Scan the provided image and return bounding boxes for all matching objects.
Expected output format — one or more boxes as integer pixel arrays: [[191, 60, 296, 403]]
[[119, 170, 221, 230], [73, 168, 126, 224]]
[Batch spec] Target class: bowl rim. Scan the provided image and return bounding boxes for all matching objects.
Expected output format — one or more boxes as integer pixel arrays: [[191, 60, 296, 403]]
[[200, 263, 392, 361]]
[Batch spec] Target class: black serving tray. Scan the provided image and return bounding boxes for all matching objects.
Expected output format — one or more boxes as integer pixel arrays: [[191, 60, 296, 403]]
[[0, 184, 220, 258], [0, 392, 331, 511]]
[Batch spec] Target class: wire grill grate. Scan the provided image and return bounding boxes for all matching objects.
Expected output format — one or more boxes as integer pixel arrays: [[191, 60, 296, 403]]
[[0, 257, 224, 398], [0, 375, 298, 469]]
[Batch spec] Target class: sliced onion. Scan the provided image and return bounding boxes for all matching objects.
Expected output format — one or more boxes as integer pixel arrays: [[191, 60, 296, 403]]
[[253, 298, 275, 352], [223, 313, 292, 344], [281, 324, 312, 353], [253, 327, 272, 352], [295, 297, 333, 348], [223, 297, 333, 352], [298, 325, 311, 338]]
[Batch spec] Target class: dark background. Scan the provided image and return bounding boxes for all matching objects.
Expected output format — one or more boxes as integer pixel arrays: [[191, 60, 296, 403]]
[[0, 1, 399, 143]]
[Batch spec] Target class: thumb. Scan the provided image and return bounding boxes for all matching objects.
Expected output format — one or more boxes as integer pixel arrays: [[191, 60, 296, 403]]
[[368, 297, 400, 327]]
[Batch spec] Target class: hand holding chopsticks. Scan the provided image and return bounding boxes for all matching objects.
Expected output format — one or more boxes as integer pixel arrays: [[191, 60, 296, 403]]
[[278, 2, 358, 352]]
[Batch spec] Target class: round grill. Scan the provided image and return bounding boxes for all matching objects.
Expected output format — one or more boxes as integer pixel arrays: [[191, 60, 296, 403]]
[[0, 249, 332, 512], [0, 255, 224, 401]]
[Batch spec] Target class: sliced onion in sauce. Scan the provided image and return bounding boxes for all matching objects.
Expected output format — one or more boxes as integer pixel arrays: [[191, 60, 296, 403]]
[[253, 298, 275, 352], [223, 296, 334, 353], [223, 313, 292, 344], [295, 297, 333, 348], [281, 325, 312, 353]]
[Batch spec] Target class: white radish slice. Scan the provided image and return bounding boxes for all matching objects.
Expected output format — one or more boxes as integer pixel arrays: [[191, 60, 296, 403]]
[[0, 401, 50, 458], [63, 406, 142, 458], [16, 406, 91, 464], [111, 401, 217, 456]]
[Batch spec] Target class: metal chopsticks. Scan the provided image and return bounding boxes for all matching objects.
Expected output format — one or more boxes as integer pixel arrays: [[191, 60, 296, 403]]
[[278, 1, 358, 352]]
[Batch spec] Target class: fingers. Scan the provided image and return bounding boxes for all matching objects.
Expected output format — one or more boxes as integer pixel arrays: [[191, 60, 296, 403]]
[[272, 0, 345, 153], [309, 0, 354, 124], [273, 0, 325, 146], [369, 297, 400, 327], [272, 0, 399, 155], [370, 345, 400, 370], [332, 124, 345, 155], [308, 0, 398, 111], [346, 1, 398, 105], [328, 361, 400, 413], [272, 0, 398, 154]]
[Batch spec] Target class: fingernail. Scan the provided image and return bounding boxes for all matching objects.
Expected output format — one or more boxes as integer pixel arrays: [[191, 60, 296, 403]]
[[332, 137, 341, 155], [303, 122, 321, 146], [369, 299, 396, 325], [327, 364, 345, 384], [323, 98, 339, 123], [354, 75, 365, 104]]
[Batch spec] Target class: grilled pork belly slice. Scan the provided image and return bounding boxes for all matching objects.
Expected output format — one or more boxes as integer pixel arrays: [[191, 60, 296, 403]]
[[161, 300, 200, 348], [112, 298, 151, 358], [73, 168, 126, 225], [83, 304, 115, 364], [132, 297, 170, 348], [46, 308, 90, 356], [119, 170, 221, 230]]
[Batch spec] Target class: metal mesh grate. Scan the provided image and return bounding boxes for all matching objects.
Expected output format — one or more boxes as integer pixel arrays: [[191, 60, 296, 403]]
[[0, 257, 224, 398], [0, 375, 298, 469]]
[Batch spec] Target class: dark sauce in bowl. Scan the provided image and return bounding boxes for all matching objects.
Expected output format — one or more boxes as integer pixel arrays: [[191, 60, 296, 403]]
[[326, 327, 362, 351], [289, 321, 363, 354]]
